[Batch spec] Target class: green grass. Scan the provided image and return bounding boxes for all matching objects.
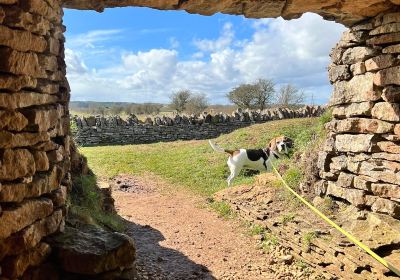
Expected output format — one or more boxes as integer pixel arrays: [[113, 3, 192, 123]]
[[209, 200, 236, 219], [248, 223, 266, 235], [281, 212, 296, 225], [69, 175, 125, 232], [259, 232, 279, 252], [80, 118, 319, 197], [302, 231, 320, 252]]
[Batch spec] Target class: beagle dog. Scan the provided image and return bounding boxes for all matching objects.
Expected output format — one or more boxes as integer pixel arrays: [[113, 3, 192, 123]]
[[209, 136, 294, 187]]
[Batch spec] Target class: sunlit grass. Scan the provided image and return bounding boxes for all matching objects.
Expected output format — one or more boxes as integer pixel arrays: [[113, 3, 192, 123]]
[[80, 118, 318, 197]]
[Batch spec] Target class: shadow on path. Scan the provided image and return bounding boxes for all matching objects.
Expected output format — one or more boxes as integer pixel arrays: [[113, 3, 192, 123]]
[[123, 218, 215, 280]]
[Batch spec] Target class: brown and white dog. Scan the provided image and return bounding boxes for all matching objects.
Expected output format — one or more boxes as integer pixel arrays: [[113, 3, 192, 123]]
[[209, 136, 293, 187]]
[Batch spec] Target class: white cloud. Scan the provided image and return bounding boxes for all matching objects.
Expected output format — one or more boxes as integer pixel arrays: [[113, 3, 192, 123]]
[[119, 49, 178, 89], [169, 37, 180, 49], [65, 48, 88, 75], [67, 29, 123, 49], [193, 22, 234, 52], [66, 14, 346, 104]]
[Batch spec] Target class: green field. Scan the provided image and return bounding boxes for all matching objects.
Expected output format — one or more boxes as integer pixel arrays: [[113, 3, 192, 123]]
[[80, 117, 325, 197]]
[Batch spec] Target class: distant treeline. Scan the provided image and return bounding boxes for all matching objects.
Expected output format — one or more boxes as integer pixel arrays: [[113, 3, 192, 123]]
[[70, 101, 238, 116]]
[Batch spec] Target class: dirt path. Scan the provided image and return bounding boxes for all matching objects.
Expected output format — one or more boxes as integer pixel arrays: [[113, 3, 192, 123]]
[[110, 174, 287, 280]]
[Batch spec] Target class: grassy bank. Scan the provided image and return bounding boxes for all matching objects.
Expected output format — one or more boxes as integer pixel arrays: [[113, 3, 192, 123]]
[[80, 117, 322, 197]]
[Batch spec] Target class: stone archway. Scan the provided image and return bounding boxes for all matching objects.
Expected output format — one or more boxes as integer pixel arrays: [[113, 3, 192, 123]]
[[0, 0, 399, 278]]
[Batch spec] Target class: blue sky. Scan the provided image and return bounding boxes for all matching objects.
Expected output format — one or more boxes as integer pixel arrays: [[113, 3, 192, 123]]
[[63, 7, 345, 104]]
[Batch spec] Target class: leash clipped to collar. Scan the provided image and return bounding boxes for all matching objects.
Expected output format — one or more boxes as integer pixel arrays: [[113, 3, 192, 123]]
[[271, 163, 400, 278]]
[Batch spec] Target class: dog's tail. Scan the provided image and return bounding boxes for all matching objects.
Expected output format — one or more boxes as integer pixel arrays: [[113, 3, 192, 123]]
[[209, 140, 235, 155]]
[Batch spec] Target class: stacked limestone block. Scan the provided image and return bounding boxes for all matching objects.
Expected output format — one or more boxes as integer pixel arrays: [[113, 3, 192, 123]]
[[318, 11, 400, 219], [0, 0, 70, 278]]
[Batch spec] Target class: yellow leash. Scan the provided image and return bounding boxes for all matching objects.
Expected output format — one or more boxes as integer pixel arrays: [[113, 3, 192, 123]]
[[272, 165, 400, 277]]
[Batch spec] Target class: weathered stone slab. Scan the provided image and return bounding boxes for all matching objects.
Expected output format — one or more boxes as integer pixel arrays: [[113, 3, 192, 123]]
[[341, 211, 400, 250], [330, 46, 345, 64], [371, 102, 400, 121], [370, 23, 400, 35], [49, 224, 135, 275], [32, 151, 49, 171], [351, 22, 373, 31], [364, 54, 395, 71], [1, 242, 51, 278], [338, 30, 368, 48], [47, 146, 65, 164], [2, 6, 51, 35], [38, 55, 58, 72], [47, 37, 60, 55], [336, 172, 355, 188], [0, 166, 64, 202], [377, 141, 400, 154], [0, 131, 49, 148], [50, 186, 67, 208], [341, 46, 377, 64], [327, 118, 394, 134], [382, 86, 400, 102], [374, 66, 400, 86], [349, 62, 366, 75], [0, 110, 28, 131], [0, 198, 53, 239], [0, 6, 4, 23], [371, 198, 400, 217], [0, 149, 35, 181], [354, 176, 373, 191], [0, 210, 62, 261], [332, 102, 374, 118], [382, 43, 400, 53], [382, 12, 400, 25], [22, 106, 64, 132], [379, 133, 400, 141], [0, 0, 18, 4], [348, 158, 400, 185], [328, 64, 351, 82], [329, 155, 347, 171], [372, 152, 400, 162], [335, 134, 376, 152], [331, 73, 380, 105], [0, 92, 58, 110], [20, 0, 62, 21], [0, 47, 45, 78], [371, 183, 400, 200], [0, 75, 37, 92], [367, 32, 400, 45], [0, 25, 47, 52], [326, 181, 366, 207], [395, 124, 400, 136]]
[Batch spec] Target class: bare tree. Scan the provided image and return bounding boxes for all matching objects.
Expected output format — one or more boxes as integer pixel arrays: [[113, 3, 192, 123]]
[[186, 93, 209, 114], [276, 84, 305, 107], [170, 90, 191, 113], [254, 79, 275, 111], [227, 79, 275, 110]]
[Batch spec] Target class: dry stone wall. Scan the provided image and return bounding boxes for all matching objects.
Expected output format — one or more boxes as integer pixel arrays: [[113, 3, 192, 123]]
[[0, 0, 71, 278], [72, 106, 325, 146], [318, 10, 400, 219]]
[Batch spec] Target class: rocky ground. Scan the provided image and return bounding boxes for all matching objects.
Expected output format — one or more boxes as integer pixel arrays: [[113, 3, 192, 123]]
[[109, 174, 326, 280]]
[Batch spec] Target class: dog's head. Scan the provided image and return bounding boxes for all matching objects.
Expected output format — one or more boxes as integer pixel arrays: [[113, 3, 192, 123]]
[[268, 136, 294, 154]]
